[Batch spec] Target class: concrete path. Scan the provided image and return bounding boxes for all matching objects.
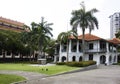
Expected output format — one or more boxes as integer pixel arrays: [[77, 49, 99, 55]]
[[20, 65, 120, 84], [0, 70, 46, 80]]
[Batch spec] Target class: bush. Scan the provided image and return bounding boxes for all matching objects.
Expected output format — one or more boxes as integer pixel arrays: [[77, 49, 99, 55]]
[[66, 61, 96, 67], [66, 62, 82, 67], [56, 62, 66, 65]]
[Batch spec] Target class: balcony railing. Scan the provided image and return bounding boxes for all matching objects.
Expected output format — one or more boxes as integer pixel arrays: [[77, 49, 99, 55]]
[[61, 48, 115, 53], [85, 48, 107, 53]]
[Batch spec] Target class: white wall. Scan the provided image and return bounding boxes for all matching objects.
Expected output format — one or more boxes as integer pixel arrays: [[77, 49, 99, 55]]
[[58, 39, 118, 65]]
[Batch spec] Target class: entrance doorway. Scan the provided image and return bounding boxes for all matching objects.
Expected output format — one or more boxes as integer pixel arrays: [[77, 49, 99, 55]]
[[62, 56, 66, 62], [79, 56, 82, 61], [100, 55, 106, 64], [118, 55, 120, 62], [72, 56, 76, 61]]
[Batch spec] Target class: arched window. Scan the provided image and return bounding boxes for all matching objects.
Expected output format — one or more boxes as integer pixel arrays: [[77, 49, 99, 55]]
[[79, 56, 82, 61], [100, 55, 106, 64], [114, 56, 116, 62], [62, 56, 66, 62], [72, 56, 76, 61], [109, 56, 112, 63]]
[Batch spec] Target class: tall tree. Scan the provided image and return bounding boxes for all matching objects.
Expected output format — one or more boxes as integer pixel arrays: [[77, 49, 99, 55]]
[[21, 17, 53, 60], [57, 30, 77, 62], [31, 17, 53, 59], [70, 2, 98, 60]]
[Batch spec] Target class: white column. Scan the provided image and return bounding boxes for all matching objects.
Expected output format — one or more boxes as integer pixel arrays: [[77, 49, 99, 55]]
[[59, 56, 62, 62], [77, 40, 79, 53], [59, 42, 62, 54], [69, 40, 72, 53], [94, 53, 100, 65], [58, 43, 62, 62], [106, 54, 109, 65], [54, 55, 57, 63], [106, 42, 109, 52], [116, 49, 118, 63], [97, 41, 100, 51]]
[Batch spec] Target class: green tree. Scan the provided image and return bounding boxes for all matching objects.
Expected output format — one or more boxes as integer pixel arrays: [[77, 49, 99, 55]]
[[0, 30, 24, 58], [115, 31, 120, 38], [57, 30, 77, 62], [70, 2, 98, 60], [21, 29, 37, 60], [44, 39, 56, 61], [31, 17, 53, 59], [21, 17, 53, 60]]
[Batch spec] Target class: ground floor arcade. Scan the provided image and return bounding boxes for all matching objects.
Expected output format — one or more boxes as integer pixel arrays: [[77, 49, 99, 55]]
[[56, 52, 118, 65]]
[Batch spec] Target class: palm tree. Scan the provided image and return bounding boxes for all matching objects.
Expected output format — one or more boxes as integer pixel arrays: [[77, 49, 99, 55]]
[[115, 30, 120, 38], [31, 17, 53, 59], [70, 2, 98, 60], [21, 17, 53, 62], [57, 30, 77, 62]]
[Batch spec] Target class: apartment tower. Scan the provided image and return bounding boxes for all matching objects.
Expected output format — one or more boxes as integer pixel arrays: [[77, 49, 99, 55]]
[[109, 12, 120, 38]]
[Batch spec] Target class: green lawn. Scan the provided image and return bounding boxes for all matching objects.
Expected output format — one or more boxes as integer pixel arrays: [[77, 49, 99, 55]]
[[0, 74, 26, 84], [0, 63, 80, 75]]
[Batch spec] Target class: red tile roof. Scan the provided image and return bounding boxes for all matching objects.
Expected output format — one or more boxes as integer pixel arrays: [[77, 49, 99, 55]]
[[70, 34, 120, 45], [0, 16, 24, 27], [108, 38, 120, 44], [69, 34, 104, 41]]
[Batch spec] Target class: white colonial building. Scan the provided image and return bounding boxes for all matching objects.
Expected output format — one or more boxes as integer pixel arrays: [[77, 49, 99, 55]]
[[55, 34, 120, 65]]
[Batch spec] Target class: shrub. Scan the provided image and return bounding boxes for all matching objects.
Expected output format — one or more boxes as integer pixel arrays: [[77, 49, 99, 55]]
[[66, 62, 82, 67], [66, 61, 96, 67], [56, 62, 66, 65]]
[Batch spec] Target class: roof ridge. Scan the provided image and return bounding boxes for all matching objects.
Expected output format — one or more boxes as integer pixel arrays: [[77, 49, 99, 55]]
[[0, 16, 24, 26]]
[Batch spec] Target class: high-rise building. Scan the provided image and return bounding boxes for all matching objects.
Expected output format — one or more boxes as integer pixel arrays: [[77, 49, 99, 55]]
[[109, 12, 120, 38]]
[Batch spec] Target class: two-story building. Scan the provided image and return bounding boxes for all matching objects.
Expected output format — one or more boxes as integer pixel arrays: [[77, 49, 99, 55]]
[[56, 34, 120, 65], [0, 17, 29, 59]]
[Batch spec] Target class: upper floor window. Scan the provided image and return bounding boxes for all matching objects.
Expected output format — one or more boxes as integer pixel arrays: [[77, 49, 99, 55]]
[[62, 43, 67, 52], [71, 40, 77, 52], [100, 41, 106, 49], [89, 43, 93, 50]]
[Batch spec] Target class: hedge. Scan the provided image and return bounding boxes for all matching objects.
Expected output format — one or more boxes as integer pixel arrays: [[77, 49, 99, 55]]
[[56, 61, 96, 67], [56, 62, 66, 65]]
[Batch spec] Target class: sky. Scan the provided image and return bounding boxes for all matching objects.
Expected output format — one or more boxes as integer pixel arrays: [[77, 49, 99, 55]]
[[0, 0, 120, 39]]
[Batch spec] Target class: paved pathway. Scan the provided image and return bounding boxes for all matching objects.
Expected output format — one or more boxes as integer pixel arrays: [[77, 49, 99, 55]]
[[21, 65, 120, 84], [0, 70, 46, 80], [0, 65, 120, 84]]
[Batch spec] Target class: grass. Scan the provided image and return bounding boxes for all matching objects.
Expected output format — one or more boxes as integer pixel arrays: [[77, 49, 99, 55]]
[[0, 63, 80, 75], [0, 74, 26, 84]]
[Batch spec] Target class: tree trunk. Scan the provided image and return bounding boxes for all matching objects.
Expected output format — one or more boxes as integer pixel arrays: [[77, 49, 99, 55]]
[[82, 28, 85, 61]]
